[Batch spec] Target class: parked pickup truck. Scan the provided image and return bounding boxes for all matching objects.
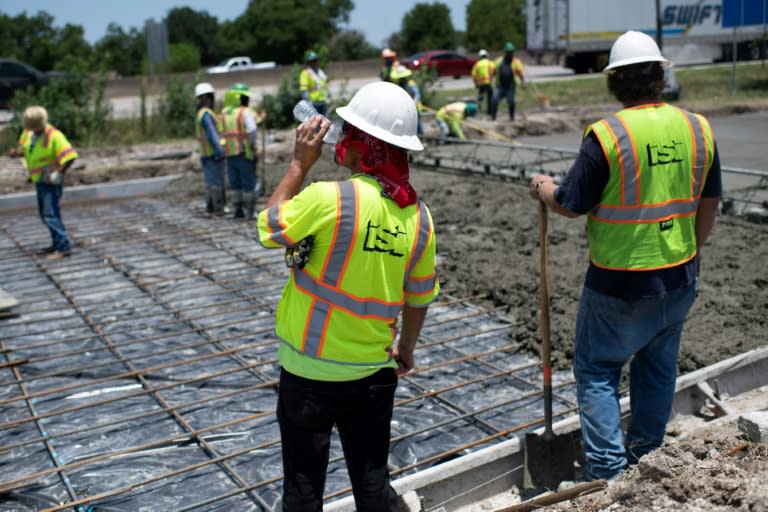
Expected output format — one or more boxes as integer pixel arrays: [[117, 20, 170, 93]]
[[0, 58, 68, 109], [204, 56, 277, 75]]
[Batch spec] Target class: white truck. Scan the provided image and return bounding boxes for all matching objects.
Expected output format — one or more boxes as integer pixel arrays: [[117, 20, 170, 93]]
[[527, 0, 767, 73], [204, 56, 277, 75]]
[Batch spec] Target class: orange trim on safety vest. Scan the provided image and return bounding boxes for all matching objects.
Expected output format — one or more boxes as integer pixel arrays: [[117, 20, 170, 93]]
[[292, 271, 401, 320], [591, 251, 697, 271], [319, 182, 342, 279]]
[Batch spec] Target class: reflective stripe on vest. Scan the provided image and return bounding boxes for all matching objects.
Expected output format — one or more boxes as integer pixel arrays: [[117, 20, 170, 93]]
[[273, 181, 433, 365], [195, 108, 222, 157], [222, 106, 253, 158], [590, 108, 710, 222]]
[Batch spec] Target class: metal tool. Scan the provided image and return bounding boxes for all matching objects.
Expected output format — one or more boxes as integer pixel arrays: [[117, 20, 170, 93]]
[[523, 200, 576, 489]]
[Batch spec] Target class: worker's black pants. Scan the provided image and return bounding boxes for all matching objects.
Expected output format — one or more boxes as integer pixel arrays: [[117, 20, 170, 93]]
[[277, 367, 399, 512], [476, 84, 493, 114]]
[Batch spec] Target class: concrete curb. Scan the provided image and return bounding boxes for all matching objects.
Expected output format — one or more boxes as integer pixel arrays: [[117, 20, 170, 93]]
[[0, 175, 179, 211]]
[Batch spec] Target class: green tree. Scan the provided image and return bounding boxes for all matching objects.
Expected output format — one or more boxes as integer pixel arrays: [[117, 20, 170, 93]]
[[329, 30, 379, 61], [0, 11, 57, 70], [93, 23, 145, 76], [165, 7, 221, 66], [400, 3, 456, 56], [53, 24, 94, 68], [220, 0, 354, 64], [166, 43, 201, 73], [465, 0, 525, 53]]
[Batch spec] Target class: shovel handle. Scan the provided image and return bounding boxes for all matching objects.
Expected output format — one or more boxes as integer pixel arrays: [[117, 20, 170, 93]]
[[539, 200, 554, 433]]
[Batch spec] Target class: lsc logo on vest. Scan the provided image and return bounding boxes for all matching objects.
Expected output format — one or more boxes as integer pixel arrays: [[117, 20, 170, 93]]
[[363, 220, 407, 257], [646, 140, 684, 167]]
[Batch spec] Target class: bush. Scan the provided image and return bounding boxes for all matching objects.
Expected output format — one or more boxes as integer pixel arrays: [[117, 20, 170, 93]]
[[10, 56, 112, 145], [156, 76, 196, 138], [167, 43, 201, 73], [259, 64, 303, 129]]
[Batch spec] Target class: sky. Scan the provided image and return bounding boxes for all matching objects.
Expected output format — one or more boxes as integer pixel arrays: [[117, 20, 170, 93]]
[[2, 1, 470, 48]]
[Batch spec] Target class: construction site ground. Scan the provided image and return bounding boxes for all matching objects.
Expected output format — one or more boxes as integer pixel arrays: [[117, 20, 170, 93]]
[[1, 103, 766, 511]]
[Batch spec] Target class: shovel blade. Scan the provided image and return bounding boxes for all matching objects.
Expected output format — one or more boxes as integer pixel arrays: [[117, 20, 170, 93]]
[[523, 431, 576, 489]]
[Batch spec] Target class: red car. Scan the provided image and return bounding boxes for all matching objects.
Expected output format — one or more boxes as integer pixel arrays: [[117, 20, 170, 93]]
[[402, 50, 478, 78]]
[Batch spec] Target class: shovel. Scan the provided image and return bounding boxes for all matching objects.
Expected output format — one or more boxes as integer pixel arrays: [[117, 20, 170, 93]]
[[523, 200, 576, 489]]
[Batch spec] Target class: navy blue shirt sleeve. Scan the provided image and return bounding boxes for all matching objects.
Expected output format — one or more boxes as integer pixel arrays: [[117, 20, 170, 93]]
[[701, 142, 722, 198], [554, 132, 609, 214]]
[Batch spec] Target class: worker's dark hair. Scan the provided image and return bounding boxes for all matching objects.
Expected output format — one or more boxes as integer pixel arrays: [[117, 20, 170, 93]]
[[240, 95, 249, 107], [607, 62, 665, 103]]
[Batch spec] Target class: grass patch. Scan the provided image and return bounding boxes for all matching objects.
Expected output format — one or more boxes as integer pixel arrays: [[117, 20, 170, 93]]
[[429, 62, 768, 112]]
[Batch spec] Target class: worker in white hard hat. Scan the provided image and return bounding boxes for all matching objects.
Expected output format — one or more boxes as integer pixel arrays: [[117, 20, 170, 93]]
[[194, 82, 227, 215], [257, 81, 438, 511], [379, 48, 400, 83], [528, 30, 722, 481], [7, 105, 78, 259], [471, 49, 496, 114]]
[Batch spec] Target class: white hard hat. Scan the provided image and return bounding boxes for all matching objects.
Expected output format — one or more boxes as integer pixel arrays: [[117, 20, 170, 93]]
[[195, 82, 215, 97], [603, 30, 669, 74], [336, 82, 423, 151], [478, 49, 488, 57]]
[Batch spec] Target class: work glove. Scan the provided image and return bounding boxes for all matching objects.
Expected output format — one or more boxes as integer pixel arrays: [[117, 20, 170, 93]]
[[45, 171, 63, 185], [284, 236, 313, 270]]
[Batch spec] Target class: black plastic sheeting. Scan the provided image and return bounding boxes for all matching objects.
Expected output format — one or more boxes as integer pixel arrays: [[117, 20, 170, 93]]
[[0, 197, 576, 511]]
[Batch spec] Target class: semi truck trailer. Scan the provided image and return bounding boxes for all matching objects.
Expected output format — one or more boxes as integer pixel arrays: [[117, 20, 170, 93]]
[[527, 0, 767, 73]]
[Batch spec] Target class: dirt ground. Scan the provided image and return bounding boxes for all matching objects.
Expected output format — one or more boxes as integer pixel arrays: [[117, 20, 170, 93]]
[[1, 104, 766, 511]]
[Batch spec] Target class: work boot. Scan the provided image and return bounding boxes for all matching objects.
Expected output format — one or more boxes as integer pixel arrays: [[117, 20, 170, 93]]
[[231, 189, 244, 219], [243, 191, 256, 220], [204, 186, 214, 214], [210, 186, 226, 215]]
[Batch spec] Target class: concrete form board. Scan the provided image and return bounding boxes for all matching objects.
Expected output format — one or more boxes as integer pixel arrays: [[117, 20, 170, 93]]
[[0, 175, 177, 211]]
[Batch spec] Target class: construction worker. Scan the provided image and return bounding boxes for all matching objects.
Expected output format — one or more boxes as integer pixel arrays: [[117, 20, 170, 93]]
[[491, 42, 526, 121], [392, 65, 424, 135], [435, 101, 477, 144], [299, 51, 330, 116], [7, 106, 77, 259], [529, 30, 721, 481], [471, 49, 496, 115], [221, 82, 264, 219], [380, 48, 400, 82], [257, 81, 438, 511], [195, 82, 226, 215]]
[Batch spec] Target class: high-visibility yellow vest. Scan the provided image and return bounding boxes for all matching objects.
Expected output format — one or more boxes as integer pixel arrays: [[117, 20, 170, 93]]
[[221, 106, 254, 159], [586, 103, 715, 270], [195, 107, 223, 157], [258, 175, 439, 371], [471, 58, 495, 85], [18, 125, 78, 183], [299, 67, 329, 103]]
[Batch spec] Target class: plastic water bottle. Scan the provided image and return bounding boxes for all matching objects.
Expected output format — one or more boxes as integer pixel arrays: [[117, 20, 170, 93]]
[[292, 100, 342, 144]]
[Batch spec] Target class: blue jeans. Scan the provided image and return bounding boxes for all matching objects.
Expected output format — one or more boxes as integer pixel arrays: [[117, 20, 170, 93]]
[[36, 182, 71, 252], [201, 156, 226, 187], [491, 85, 517, 120], [226, 155, 257, 192], [573, 284, 697, 480]]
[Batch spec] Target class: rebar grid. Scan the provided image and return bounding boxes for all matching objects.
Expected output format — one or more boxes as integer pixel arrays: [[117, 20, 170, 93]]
[[0, 197, 577, 511]]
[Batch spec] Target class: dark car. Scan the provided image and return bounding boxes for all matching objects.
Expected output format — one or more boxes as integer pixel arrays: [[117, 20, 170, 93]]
[[0, 58, 65, 109], [402, 50, 478, 79]]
